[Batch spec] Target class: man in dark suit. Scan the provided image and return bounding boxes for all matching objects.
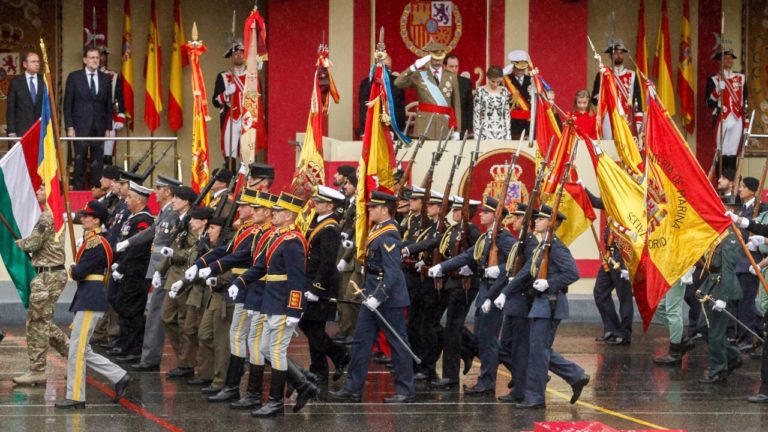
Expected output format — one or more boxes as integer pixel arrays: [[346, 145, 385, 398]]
[[64, 47, 113, 190], [444, 54, 473, 138], [6, 51, 45, 139]]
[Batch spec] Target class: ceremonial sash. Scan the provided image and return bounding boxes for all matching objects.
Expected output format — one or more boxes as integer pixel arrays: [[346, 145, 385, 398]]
[[252, 226, 278, 264], [365, 224, 398, 250], [232, 224, 256, 251], [418, 103, 458, 129], [308, 218, 338, 244], [418, 71, 449, 106], [503, 76, 530, 120], [266, 229, 308, 267]]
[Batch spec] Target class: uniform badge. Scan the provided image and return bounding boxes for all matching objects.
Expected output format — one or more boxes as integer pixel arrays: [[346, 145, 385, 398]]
[[288, 290, 302, 309], [383, 243, 396, 252]]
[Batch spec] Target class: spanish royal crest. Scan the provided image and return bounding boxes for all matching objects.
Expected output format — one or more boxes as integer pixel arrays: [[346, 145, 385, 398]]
[[400, 1, 463, 56]]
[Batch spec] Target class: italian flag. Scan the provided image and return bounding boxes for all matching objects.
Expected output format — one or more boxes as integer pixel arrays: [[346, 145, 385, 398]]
[[0, 139, 41, 308]]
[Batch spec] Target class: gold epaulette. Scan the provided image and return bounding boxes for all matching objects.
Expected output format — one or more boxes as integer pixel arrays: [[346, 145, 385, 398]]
[[85, 231, 101, 249]]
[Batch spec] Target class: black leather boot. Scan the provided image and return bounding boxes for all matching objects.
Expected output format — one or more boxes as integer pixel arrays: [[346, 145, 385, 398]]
[[208, 355, 244, 402], [251, 370, 286, 417], [285, 359, 318, 413], [653, 343, 683, 365], [230, 364, 263, 409]]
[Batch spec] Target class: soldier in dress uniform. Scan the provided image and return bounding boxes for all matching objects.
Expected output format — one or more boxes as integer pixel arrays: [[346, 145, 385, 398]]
[[213, 41, 247, 172], [246, 163, 275, 190], [54, 201, 131, 409], [110, 182, 154, 363], [300, 185, 351, 384], [395, 41, 462, 140], [335, 173, 360, 344], [97, 165, 121, 216], [591, 41, 643, 139], [13, 184, 69, 385], [428, 196, 513, 395], [503, 50, 533, 136], [706, 47, 748, 172], [329, 191, 416, 404]]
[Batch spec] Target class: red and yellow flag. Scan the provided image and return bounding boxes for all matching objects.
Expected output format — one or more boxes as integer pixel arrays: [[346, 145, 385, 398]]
[[677, 0, 695, 134], [532, 75, 560, 157], [121, 0, 134, 130], [356, 62, 397, 261], [652, 0, 676, 116], [641, 90, 731, 329], [636, 0, 649, 111], [143, 0, 162, 132], [168, 0, 186, 132], [184, 26, 210, 199]]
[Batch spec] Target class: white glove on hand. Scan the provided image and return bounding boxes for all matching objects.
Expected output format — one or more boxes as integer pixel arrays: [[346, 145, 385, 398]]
[[749, 265, 759, 275], [533, 279, 549, 292], [718, 81, 726, 90], [749, 235, 766, 247], [247, 310, 254, 317], [414, 54, 431, 69], [113, 121, 124, 131], [459, 265, 473, 277], [160, 247, 174, 257], [225, 83, 236, 96], [342, 239, 354, 249], [76, 237, 84, 248], [712, 299, 727, 312], [305, 291, 320, 302], [206, 277, 218, 287], [151, 271, 162, 289], [453, 132, 460, 140], [738, 217, 750, 229], [168, 290, 177, 299], [494, 293, 506, 310], [724, 210, 738, 222], [415, 260, 426, 271], [620, 269, 630, 281], [427, 265, 443, 278], [286, 317, 300, 326], [170, 280, 183, 293], [337, 259, 348, 272], [502, 64, 514, 75], [681, 266, 695, 285], [401, 247, 410, 258], [748, 241, 758, 252], [363, 296, 381, 312], [111, 263, 119, 271], [111, 270, 123, 281], [198, 267, 212, 279], [228, 284, 239, 300], [481, 299, 492, 314], [184, 265, 199, 281], [116, 240, 129, 253], [484, 266, 500, 279]]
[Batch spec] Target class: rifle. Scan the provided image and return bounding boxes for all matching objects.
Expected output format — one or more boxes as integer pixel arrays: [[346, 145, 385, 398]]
[[487, 131, 526, 267], [707, 145, 722, 184], [129, 146, 153, 173], [395, 113, 435, 199], [734, 110, 756, 194], [138, 143, 175, 182], [420, 127, 452, 229], [213, 164, 240, 219], [507, 136, 557, 277], [427, 130, 468, 287], [455, 124, 482, 260], [166, 169, 220, 245]]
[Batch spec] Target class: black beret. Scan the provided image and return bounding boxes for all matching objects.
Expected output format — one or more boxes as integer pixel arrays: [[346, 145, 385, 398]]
[[172, 185, 198, 203], [190, 206, 214, 220], [214, 168, 233, 184], [209, 216, 228, 227], [102, 165, 120, 181], [83, 200, 108, 222], [743, 177, 760, 193], [337, 165, 356, 178]]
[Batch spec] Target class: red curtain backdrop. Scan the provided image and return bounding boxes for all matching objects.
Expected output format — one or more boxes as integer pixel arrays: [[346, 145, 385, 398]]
[[695, 0, 722, 168]]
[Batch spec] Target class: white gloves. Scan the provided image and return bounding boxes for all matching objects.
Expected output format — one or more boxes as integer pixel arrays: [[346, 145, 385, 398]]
[[160, 246, 174, 257], [620, 269, 630, 281], [749, 265, 759, 275], [111, 270, 123, 281], [225, 83, 236, 96], [116, 240, 129, 253], [712, 299, 727, 312], [681, 266, 696, 285], [286, 317, 300, 326], [453, 132, 460, 140], [748, 241, 758, 252], [151, 271, 162, 289], [185, 265, 199, 281], [401, 247, 410, 258], [169, 280, 183, 299], [502, 64, 514, 75], [415, 260, 426, 271], [363, 296, 381, 311], [738, 217, 750, 229], [168, 290, 177, 299], [481, 299, 492, 314], [725, 210, 741, 224], [76, 237, 84, 248], [413, 54, 431, 69], [718, 81, 726, 90], [206, 277, 218, 287], [749, 235, 766, 248], [427, 264, 443, 278], [228, 284, 239, 300], [111, 263, 119, 272], [342, 239, 354, 249], [113, 121, 124, 131], [305, 291, 320, 302], [198, 267, 212, 280], [337, 259, 348, 272], [459, 265, 473, 277], [494, 293, 506, 310], [484, 266, 500, 279], [247, 310, 255, 317], [533, 279, 549, 292]]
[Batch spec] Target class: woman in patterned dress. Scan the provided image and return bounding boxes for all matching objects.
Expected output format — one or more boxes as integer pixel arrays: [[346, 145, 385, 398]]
[[473, 66, 511, 140]]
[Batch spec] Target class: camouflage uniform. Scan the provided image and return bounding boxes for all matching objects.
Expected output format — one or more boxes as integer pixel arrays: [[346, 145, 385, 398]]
[[17, 211, 69, 373]]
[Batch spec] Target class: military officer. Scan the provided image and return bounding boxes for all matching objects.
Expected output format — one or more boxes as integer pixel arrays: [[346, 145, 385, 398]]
[[503, 50, 533, 136], [706, 47, 748, 171], [213, 40, 247, 172], [55, 201, 131, 409], [207, 167, 235, 214], [246, 163, 275, 190], [394, 41, 462, 140], [13, 183, 69, 385], [591, 41, 643, 138], [335, 173, 359, 344], [329, 191, 415, 403]]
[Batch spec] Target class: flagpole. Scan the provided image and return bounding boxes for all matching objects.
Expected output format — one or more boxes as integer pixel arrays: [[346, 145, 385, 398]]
[[40, 38, 77, 257]]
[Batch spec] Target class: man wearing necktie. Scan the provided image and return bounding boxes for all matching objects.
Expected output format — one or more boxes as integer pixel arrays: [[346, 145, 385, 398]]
[[6, 51, 45, 142], [64, 47, 113, 190]]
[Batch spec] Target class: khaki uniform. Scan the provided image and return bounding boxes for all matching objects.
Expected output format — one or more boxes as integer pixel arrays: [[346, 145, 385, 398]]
[[17, 211, 69, 372], [394, 66, 462, 139], [198, 272, 235, 387]]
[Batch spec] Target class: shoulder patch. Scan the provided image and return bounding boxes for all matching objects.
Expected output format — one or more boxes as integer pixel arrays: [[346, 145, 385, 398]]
[[383, 243, 396, 252]]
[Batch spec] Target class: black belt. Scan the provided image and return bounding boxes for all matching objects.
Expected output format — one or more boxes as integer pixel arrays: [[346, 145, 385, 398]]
[[35, 265, 65, 272]]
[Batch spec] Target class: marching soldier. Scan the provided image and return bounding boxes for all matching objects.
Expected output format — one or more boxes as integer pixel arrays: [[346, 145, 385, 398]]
[[213, 41, 247, 172], [246, 163, 275, 190], [98, 165, 121, 216], [733, 178, 764, 349], [13, 184, 69, 385], [591, 41, 642, 138], [55, 201, 131, 409], [208, 167, 234, 211], [706, 47, 748, 171], [300, 185, 350, 384], [395, 41, 462, 140], [503, 50, 533, 136], [329, 191, 416, 403], [335, 173, 359, 344]]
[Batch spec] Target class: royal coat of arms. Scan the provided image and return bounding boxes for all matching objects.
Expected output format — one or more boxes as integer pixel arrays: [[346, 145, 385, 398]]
[[400, 1, 463, 56]]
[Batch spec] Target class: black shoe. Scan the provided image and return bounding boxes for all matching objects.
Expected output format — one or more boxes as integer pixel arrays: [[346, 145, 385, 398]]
[[114, 374, 132, 402], [430, 378, 459, 390], [332, 333, 348, 342], [728, 357, 744, 374], [373, 353, 392, 364], [107, 346, 123, 355], [201, 385, 222, 395], [0, 330, 4, 344], [595, 332, 613, 342], [413, 372, 433, 381], [605, 337, 631, 346], [336, 336, 354, 345], [55, 399, 86, 409], [327, 388, 362, 402], [463, 384, 493, 395], [498, 393, 523, 403], [515, 401, 545, 409], [698, 372, 728, 384], [747, 393, 768, 403], [115, 354, 141, 363], [168, 367, 195, 379], [130, 363, 160, 372], [689, 332, 703, 341], [333, 352, 351, 381], [187, 377, 212, 386], [252, 369, 286, 417], [749, 349, 763, 360], [251, 398, 284, 417], [570, 374, 590, 404], [738, 341, 755, 352], [230, 393, 262, 410], [383, 394, 415, 403], [207, 386, 240, 402]]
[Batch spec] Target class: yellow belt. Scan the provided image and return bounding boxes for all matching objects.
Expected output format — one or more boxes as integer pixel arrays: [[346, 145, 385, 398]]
[[264, 274, 287, 282], [232, 268, 247, 275], [83, 274, 105, 281]]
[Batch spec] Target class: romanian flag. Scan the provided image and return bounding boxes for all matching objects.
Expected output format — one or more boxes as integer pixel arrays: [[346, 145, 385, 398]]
[[38, 79, 64, 233], [652, 0, 676, 116], [167, 0, 186, 132], [121, 0, 134, 130], [677, 0, 695, 134], [636, 0, 649, 111], [184, 30, 211, 199], [355, 62, 397, 261], [641, 90, 731, 329], [144, 0, 162, 132]]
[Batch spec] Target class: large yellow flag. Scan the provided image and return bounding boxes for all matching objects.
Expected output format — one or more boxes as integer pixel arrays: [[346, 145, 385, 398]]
[[596, 67, 644, 180]]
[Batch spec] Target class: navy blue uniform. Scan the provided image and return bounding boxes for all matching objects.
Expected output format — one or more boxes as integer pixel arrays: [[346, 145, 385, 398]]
[[70, 230, 112, 312]]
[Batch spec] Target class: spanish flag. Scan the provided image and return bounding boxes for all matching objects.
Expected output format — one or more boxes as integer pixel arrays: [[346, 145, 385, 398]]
[[167, 0, 186, 132], [144, 0, 162, 132], [677, 0, 695, 134], [635, 0, 649, 111], [596, 66, 644, 179], [641, 90, 731, 329], [652, 0, 676, 116], [121, 0, 134, 130], [355, 62, 397, 261], [184, 25, 211, 199]]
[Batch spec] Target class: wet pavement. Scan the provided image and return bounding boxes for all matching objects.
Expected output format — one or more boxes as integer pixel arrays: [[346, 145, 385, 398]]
[[0, 322, 766, 431]]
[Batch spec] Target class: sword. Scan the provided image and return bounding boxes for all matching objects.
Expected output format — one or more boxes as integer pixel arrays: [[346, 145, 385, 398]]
[[318, 297, 362, 306], [350, 280, 422, 364], [695, 290, 765, 343]]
